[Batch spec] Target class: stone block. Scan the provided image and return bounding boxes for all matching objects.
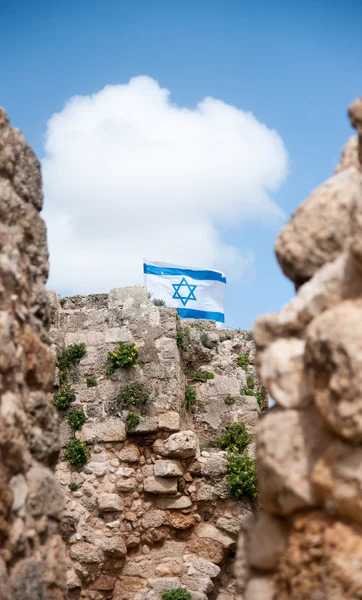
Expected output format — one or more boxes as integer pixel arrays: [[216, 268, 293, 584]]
[[154, 495, 192, 510], [116, 478, 137, 493], [195, 523, 235, 549], [141, 510, 167, 530], [157, 430, 198, 458], [158, 411, 181, 431], [98, 535, 127, 558], [154, 459, 183, 477], [150, 578, 182, 594], [168, 513, 195, 530], [134, 417, 158, 433], [247, 512, 288, 571], [77, 419, 126, 443], [98, 493, 123, 512], [144, 476, 178, 495], [70, 542, 102, 563], [183, 555, 220, 578], [118, 444, 140, 462]]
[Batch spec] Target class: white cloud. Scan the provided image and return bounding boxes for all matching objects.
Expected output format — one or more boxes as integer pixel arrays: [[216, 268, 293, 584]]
[[42, 76, 288, 294]]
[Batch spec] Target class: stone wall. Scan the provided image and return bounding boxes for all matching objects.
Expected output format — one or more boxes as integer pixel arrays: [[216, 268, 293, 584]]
[[239, 97, 362, 599], [49, 287, 263, 600], [0, 110, 66, 598]]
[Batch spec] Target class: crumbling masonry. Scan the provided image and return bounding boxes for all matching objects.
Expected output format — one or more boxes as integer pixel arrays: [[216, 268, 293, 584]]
[[238, 96, 362, 599], [49, 290, 263, 600], [0, 110, 66, 599]]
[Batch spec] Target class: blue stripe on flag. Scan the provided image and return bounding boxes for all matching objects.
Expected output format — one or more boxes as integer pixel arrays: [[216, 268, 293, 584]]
[[144, 263, 226, 283], [177, 308, 225, 323]]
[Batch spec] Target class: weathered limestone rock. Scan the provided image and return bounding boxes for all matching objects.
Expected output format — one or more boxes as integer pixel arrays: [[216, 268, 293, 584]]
[[118, 444, 140, 462], [305, 300, 362, 442], [258, 338, 310, 409], [312, 439, 362, 523], [155, 430, 199, 459], [154, 459, 184, 477], [242, 95, 362, 600], [0, 109, 65, 599], [144, 476, 178, 495], [275, 167, 362, 286], [98, 493, 124, 512], [195, 523, 235, 550], [257, 406, 332, 515], [275, 512, 362, 599]]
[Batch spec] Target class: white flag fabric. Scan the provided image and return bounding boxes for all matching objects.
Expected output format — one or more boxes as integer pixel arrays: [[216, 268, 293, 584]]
[[143, 259, 226, 324]]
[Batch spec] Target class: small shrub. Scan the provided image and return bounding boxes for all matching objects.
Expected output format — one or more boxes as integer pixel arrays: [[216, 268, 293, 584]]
[[162, 589, 192, 600], [226, 451, 257, 500], [216, 422, 252, 453], [64, 440, 89, 467], [57, 343, 87, 375], [86, 376, 97, 387], [237, 353, 249, 370], [184, 385, 196, 409], [107, 341, 138, 374], [186, 370, 214, 382], [243, 388, 262, 405], [244, 389, 257, 397], [224, 395, 235, 405], [117, 383, 149, 407], [59, 297, 67, 307], [53, 385, 76, 411], [126, 411, 140, 429], [153, 298, 166, 306], [201, 332, 218, 350], [176, 327, 190, 352], [246, 375, 254, 389], [68, 410, 86, 430], [68, 482, 80, 492]]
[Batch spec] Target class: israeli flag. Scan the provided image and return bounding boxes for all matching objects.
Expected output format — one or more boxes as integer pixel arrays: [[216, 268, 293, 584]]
[[143, 259, 226, 324]]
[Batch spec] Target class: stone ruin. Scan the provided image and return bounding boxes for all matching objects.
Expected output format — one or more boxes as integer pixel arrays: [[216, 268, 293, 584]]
[[49, 288, 263, 600], [2, 94, 362, 600], [0, 109, 66, 599], [237, 96, 362, 600]]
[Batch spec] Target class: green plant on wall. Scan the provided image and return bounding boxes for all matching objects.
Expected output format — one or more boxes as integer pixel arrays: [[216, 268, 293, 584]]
[[117, 383, 149, 407], [224, 395, 235, 405], [216, 422, 252, 453], [86, 376, 97, 387], [68, 409, 86, 430], [68, 482, 80, 492], [107, 340, 138, 374], [152, 298, 165, 306], [237, 353, 249, 370], [184, 385, 196, 409], [246, 375, 254, 389], [185, 370, 214, 382], [53, 385, 76, 411], [226, 451, 257, 500], [57, 342, 87, 385], [162, 590, 192, 600], [126, 411, 140, 429], [64, 439, 89, 467], [176, 327, 190, 352]]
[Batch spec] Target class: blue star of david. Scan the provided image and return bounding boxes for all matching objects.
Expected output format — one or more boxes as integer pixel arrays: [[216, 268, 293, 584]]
[[172, 277, 197, 306]]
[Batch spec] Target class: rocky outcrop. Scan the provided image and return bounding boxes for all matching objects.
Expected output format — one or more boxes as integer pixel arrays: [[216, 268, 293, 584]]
[[0, 110, 66, 598], [49, 288, 263, 599], [241, 96, 362, 599]]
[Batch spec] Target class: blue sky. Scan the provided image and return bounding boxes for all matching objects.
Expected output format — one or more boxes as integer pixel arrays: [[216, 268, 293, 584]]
[[1, 0, 361, 328]]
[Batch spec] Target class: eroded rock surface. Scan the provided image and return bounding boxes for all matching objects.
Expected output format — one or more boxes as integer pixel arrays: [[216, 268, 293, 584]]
[[0, 109, 65, 598], [242, 95, 362, 599]]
